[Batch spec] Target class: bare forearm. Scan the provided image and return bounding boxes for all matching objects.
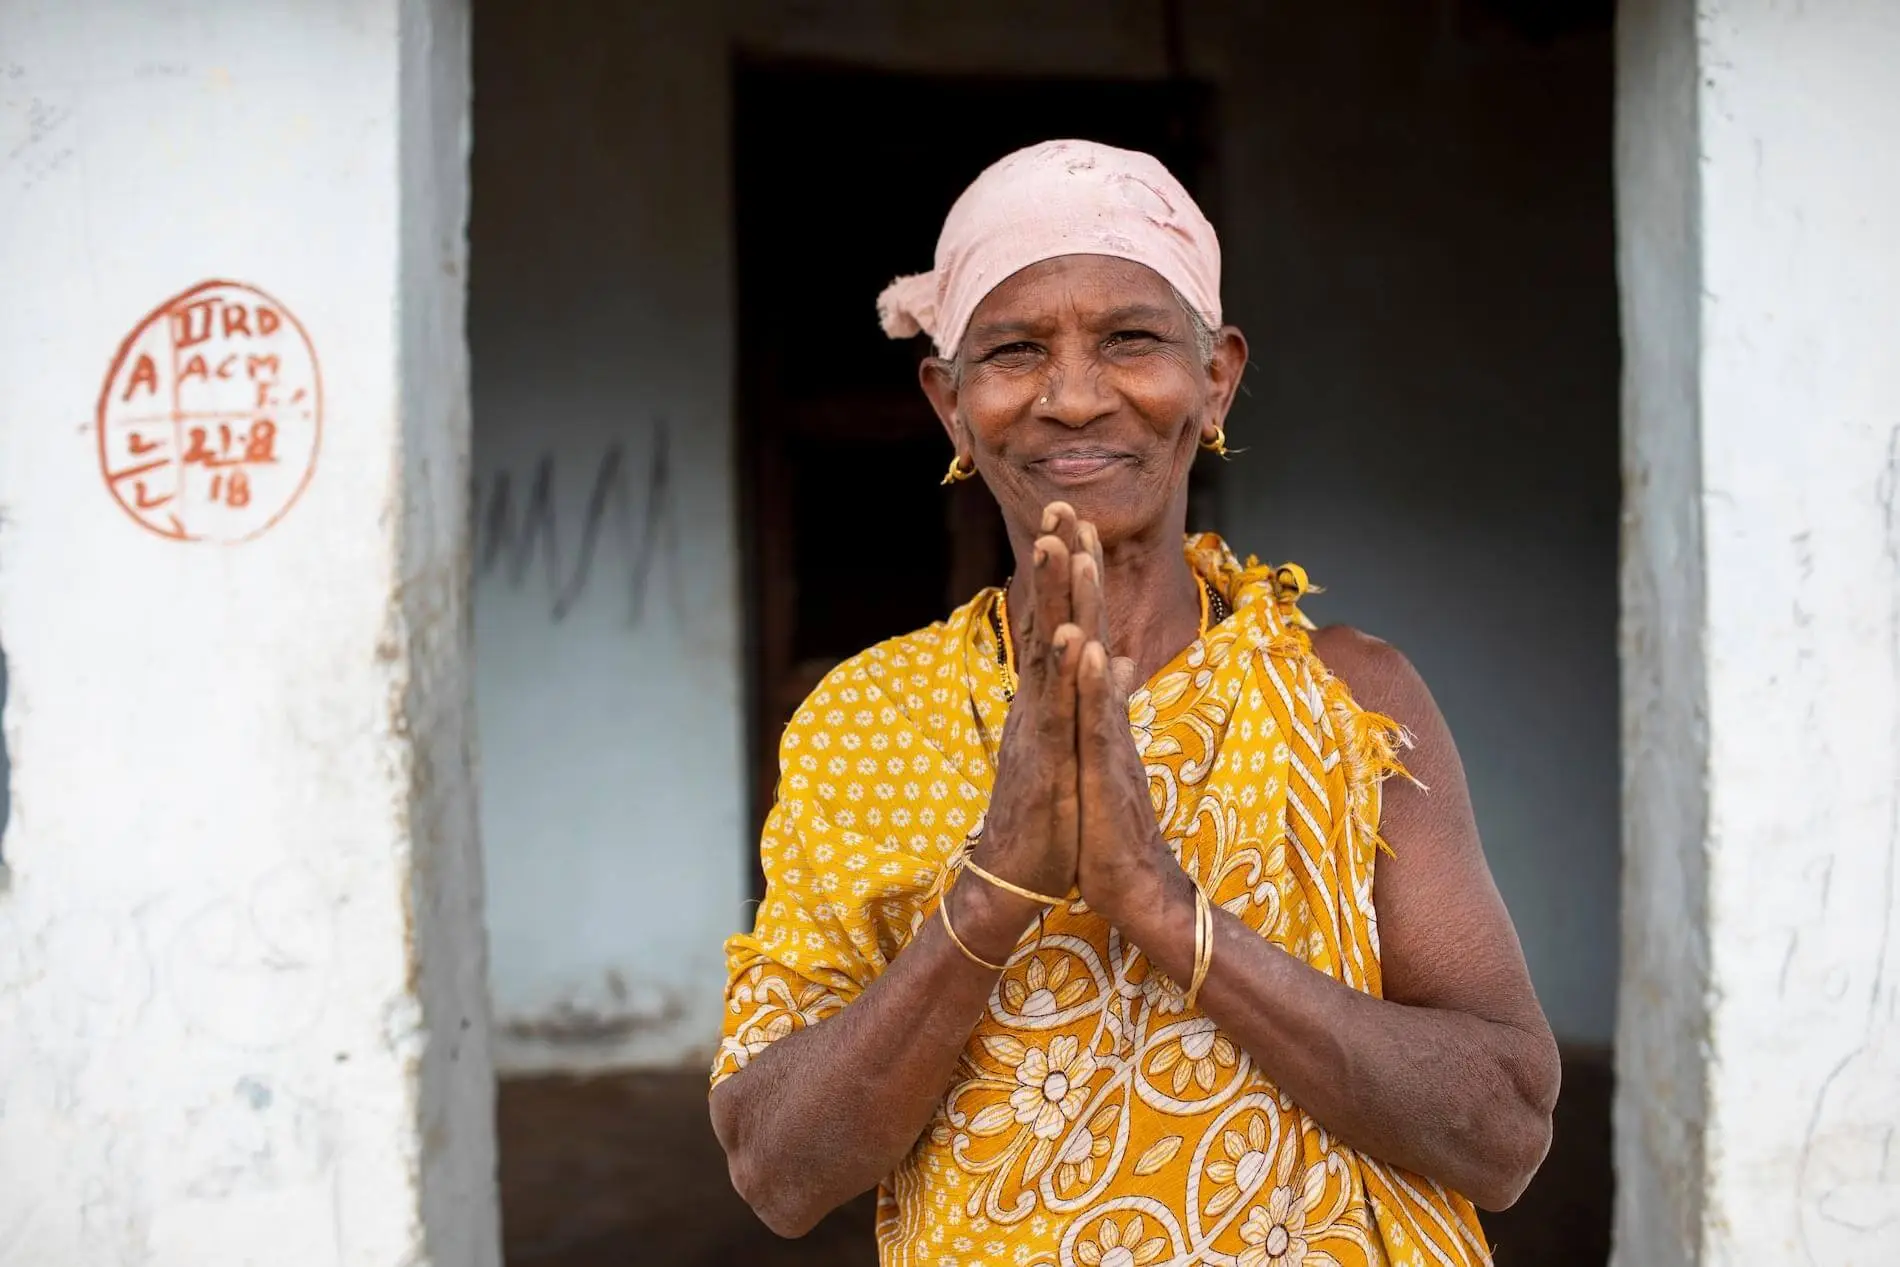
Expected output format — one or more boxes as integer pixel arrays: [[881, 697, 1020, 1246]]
[[711, 882, 1030, 1236], [1121, 868, 1557, 1209]]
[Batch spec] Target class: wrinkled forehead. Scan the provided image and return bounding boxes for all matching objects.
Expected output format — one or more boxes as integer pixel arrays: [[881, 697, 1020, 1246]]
[[959, 255, 1188, 348]]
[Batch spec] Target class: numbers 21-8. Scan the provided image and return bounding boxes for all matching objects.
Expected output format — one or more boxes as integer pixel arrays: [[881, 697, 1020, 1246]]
[[183, 421, 277, 508]]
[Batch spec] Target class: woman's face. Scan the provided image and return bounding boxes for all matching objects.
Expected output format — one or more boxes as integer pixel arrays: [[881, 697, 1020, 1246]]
[[921, 255, 1246, 549]]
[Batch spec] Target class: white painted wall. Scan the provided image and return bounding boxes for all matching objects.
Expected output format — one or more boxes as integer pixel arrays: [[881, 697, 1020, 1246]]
[[470, 0, 1621, 1070], [1616, 0, 1900, 1262], [0, 2, 498, 1264]]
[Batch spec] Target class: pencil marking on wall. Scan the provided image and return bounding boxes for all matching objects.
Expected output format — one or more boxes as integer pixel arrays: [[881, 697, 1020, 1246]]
[[473, 422, 680, 623], [164, 864, 334, 1052], [5, 97, 74, 195], [96, 280, 322, 543]]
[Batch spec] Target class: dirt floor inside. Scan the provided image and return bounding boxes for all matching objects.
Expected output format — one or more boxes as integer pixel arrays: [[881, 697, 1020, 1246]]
[[498, 1053, 1611, 1267]]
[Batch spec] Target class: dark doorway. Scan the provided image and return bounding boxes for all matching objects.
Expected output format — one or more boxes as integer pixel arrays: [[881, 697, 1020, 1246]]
[[493, 20, 1614, 1267], [732, 58, 1218, 856]]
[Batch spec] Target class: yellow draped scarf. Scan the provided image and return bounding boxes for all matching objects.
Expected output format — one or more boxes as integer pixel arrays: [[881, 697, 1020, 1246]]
[[714, 535, 1492, 1267]]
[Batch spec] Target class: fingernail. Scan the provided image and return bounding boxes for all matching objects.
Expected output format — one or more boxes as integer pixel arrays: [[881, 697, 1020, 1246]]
[[1033, 546, 1045, 566]]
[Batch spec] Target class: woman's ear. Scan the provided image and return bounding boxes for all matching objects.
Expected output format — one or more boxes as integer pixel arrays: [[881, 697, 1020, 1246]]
[[919, 356, 964, 452], [1204, 326, 1250, 433]]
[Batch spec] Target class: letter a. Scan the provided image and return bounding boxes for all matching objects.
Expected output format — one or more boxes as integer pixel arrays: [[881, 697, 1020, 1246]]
[[121, 353, 160, 402]]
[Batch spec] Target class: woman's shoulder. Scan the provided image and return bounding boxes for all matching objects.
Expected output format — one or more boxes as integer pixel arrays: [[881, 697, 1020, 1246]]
[[1310, 623, 1399, 672], [1309, 624, 1437, 728]]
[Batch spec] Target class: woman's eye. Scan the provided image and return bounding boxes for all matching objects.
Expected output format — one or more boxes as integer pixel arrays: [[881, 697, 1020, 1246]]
[[1105, 330, 1160, 349], [984, 341, 1040, 361]]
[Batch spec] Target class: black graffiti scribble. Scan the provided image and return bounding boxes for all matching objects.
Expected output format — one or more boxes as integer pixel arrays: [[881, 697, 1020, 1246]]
[[473, 422, 678, 624]]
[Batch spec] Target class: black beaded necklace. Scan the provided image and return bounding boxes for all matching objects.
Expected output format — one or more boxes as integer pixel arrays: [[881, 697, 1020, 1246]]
[[987, 575, 1230, 701]]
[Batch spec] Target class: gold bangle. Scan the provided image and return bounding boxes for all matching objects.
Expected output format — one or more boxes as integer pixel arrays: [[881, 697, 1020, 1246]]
[[960, 857, 1068, 907], [1185, 885, 1214, 1009], [939, 886, 1008, 972], [1201, 889, 1216, 999]]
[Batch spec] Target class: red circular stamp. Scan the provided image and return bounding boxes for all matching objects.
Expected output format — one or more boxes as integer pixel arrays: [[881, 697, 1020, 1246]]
[[97, 280, 322, 542]]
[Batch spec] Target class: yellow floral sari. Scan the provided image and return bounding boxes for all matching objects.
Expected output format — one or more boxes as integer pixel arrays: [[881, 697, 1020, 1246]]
[[714, 535, 1492, 1267]]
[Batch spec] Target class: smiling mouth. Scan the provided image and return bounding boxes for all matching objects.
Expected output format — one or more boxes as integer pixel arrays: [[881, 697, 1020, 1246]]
[[1031, 452, 1135, 481]]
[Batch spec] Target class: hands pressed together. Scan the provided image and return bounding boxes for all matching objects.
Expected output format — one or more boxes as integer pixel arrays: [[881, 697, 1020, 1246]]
[[944, 502, 1192, 967]]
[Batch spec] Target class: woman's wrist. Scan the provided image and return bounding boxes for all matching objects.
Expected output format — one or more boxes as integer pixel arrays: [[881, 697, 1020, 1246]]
[[947, 866, 1041, 966], [1106, 855, 1199, 978]]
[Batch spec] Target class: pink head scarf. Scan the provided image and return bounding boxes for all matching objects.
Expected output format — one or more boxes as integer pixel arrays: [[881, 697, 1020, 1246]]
[[877, 139, 1223, 359]]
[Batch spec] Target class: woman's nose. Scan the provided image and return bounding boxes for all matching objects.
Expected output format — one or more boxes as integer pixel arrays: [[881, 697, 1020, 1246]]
[[1033, 362, 1116, 428]]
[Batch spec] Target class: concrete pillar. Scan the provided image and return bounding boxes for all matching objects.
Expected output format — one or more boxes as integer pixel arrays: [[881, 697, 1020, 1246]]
[[1617, 1, 1900, 1263], [0, 2, 497, 1264]]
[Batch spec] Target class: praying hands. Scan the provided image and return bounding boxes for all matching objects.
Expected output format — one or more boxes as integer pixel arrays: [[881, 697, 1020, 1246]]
[[944, 501, 1203, 983]]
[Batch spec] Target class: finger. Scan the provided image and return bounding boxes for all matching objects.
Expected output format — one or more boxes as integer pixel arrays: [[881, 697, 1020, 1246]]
[[1041, 623, 1082, 729], [1027, 534, 1073, 684], [1076, 518, 1108, 643], [1017, 537, 1065, 687], [1071, 548, 1103, 645], [1047, 623, 1083, 725], [1048, 622, 1083, 856], [1078, 640, 1113, 783], [1041, 502, 1080, 556], [1082, 641, 1133, 743], [1076, 519, 1105, 585], [995, 678, 1034, 754]]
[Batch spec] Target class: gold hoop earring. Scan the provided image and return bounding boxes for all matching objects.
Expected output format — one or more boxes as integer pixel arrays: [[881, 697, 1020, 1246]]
[[941, 454, 976, 485], [1200, 425, 1229, 458]]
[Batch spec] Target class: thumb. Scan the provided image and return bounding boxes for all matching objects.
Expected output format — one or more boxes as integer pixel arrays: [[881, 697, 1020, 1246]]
[[1109, 656, 1139, 700]]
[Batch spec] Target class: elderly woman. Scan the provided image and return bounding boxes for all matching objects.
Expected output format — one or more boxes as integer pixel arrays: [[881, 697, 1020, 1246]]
[[710, 140, 1557, 1266]]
